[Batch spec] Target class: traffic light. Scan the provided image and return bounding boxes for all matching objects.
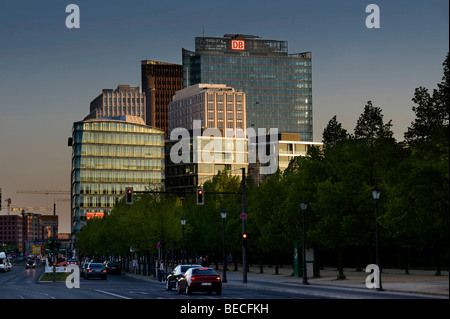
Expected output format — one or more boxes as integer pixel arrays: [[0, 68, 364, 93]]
[[125, 187, 133, 205], [196, 188, 204, 205], [242, 233, 248, 247]]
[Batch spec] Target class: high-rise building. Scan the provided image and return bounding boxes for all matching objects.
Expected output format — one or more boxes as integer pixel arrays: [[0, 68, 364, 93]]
[[141, 60, 183, 138], [183, 34, 313, 140], [168, 83, 246, 135], [166, 83, 248, 193], [248, 133, 323, 184], [0, 214, 23, 246], [85, 85, 146, 122], [70, 116, 165, 233]]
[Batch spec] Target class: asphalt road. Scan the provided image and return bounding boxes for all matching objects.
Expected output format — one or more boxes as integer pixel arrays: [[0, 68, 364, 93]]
[[1, 263, 446, 319], [0, 264, 328, 300]]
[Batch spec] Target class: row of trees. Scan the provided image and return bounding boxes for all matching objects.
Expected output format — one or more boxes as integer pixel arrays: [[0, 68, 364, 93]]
[[76, 54, 449, 277]]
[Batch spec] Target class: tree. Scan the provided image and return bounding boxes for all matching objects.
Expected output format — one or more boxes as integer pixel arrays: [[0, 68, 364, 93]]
[[405, 53, 449, 146], [322, 115, 349, 148]]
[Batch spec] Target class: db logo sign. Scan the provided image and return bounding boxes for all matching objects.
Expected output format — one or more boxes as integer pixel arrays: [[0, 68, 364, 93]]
[[231, 40, 245, 51]]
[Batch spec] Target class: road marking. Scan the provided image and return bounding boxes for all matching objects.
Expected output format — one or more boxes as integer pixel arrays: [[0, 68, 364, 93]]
[[95, 289, 133, 299]]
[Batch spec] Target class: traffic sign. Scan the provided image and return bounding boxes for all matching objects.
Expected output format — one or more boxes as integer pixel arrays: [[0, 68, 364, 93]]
[[240, 212, 247, 220]]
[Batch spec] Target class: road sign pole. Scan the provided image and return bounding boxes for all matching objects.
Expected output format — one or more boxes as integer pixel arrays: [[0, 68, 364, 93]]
[[53, 203, 56, 283], [242, 167, 247, 284]]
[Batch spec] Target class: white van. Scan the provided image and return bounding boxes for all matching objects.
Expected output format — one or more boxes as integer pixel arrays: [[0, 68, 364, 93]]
[[0, 252, 12, 272]]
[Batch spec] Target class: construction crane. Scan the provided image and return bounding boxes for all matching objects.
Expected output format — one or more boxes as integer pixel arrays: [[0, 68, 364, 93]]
[[17, 190, 70, 195], [15, 189, 71, 215]]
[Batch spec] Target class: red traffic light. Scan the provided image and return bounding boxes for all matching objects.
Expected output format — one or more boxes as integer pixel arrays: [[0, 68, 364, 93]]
[[196, 188, 204, 205], [125, 187, 133, 205]]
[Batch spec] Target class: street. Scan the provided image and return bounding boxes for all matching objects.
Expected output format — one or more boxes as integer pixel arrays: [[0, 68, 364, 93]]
[[0, 263, 443, 300], [0, 264, 326, 300]]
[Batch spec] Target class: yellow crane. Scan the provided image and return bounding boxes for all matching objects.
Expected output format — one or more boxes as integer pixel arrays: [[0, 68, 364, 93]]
[[17, 190, 70, 195], [15, 189, 71, 214]]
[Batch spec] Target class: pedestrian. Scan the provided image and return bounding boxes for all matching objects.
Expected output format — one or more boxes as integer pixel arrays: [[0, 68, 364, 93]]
[[202, 256, 210, 267], [156, 259, 161, 282], [159, 260, 165, 282], [197, 256, 203, 265]]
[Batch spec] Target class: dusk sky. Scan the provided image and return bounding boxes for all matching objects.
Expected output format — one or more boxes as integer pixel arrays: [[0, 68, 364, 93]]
[[0, 0, 448, 233]]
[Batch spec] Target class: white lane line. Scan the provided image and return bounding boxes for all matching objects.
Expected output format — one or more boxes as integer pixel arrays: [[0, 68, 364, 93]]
[[95, 289, 133, 299]]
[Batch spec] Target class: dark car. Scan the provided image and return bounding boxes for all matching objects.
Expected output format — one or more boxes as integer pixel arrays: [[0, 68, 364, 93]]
[[26, 258, 36, 269], [166, 264, 202, 291], [177, 267, 222, 295], [80, 261, 89, 276], [67, 259, 78, 266], [104, 261, 121, 275], [84, 263, 107, 280]]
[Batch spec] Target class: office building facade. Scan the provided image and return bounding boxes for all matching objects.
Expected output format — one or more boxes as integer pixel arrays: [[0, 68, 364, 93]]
[[166, 84, 248, 193], [168, 83, 246, 135], [248, 133, 323, 184], [141, 60, 183, 138], [165, 133, 248, 193], [85, 85, 146, 123], [70, 116, 165, 233], [183, 34, 313, 140]]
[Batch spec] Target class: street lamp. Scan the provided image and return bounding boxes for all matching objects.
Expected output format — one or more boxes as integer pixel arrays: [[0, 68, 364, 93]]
[[300, 200, 309, 285], [180, 216, 186, 263], [220, 209, 228, 283], [371, 186, 383, 291]]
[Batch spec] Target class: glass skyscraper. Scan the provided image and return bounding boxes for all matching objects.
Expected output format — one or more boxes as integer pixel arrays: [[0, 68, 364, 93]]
[[70, 117, 165, 233], [182, 34, 313, 141]]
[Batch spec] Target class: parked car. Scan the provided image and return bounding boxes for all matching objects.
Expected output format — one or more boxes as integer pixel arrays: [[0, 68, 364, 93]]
[[80, 262, 89, 276], [166, 264, 202, 291], [177, 267, 222, 295], [26, 258, 36, 269], [104, 261, 121, 275], [84, 263, 107, 280]]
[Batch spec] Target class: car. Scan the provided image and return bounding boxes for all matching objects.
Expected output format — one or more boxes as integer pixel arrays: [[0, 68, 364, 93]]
[[84, 263, 107, 280], [104, 261, 121, 275], [67, 259, 78, 266], [80, 261, 89, 276], [177, 267, 222, 295], [166, 264, 202, 291], [26, 258, 36, 269]]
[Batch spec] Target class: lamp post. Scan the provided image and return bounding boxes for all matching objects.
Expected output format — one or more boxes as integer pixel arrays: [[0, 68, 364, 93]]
[[180, 216, 186, 263], [371, 186, 383, 291], [220, 209, 228, 283], [300, 200, 309, 285]]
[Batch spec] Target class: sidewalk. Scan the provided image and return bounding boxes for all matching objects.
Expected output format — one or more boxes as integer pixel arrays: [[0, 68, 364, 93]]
[[125, 265, 449, 298], [223, 265, 449, 298]]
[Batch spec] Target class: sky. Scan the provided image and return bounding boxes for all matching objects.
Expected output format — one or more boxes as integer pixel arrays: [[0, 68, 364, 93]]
[[0, 0, 448, 233]]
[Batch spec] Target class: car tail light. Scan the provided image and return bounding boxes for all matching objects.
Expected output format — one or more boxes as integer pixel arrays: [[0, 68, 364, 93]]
[[216, 276, 221, 281], [190, 277, 196, 281], [103, 270, 106, 273], [88, 270, 92, 272]]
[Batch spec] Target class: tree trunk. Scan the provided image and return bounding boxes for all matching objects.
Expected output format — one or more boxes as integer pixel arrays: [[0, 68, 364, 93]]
[[337, 247, 346, 280], [259, 253, 264, 274], [274, 254, 279, 275], [404, 246, 409, 275]]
